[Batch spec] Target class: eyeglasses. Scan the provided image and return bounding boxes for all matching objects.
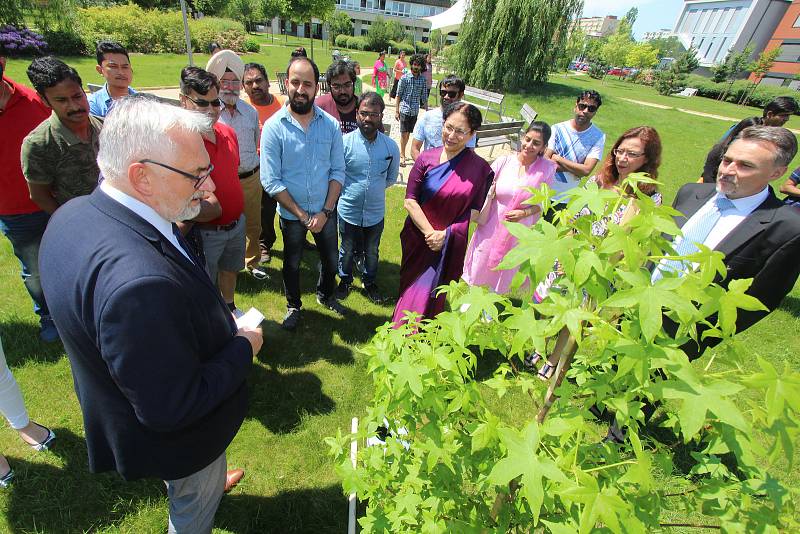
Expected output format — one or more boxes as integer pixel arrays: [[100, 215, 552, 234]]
[[220, 79, 241, 88], [577, 103, 598, 113], [613, 148, 644, 158], [139, 159, 214, 189], [331, 82, 353, 91], [440, 89, 459, 98], [182, 94, 223, 108], [443, 123, 470, 138], [358, 110, 382, 119]]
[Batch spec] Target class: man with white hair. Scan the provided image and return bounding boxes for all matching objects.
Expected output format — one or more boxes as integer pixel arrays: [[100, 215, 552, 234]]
[[206, 50, 267, 280], [39, 96, 262, 533]]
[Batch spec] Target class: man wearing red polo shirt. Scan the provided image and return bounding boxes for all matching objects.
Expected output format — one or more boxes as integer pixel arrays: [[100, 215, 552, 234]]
[[0, 51, 58, 342], [179, 67, 245, 314]]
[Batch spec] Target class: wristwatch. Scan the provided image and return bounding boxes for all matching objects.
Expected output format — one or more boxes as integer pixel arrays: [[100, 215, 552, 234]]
[[321, 207, 335, 218]]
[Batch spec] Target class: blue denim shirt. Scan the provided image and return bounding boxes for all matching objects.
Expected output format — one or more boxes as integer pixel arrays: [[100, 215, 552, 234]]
[[339, 129, 400, 227], [260, 105, 345, 220], [87, 83, 137, 117]]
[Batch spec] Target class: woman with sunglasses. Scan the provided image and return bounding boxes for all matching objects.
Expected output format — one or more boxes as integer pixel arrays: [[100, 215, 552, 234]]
[[462, 121, 556, 295], [528, 126, 663, 380], [392, 102, 492, 326]]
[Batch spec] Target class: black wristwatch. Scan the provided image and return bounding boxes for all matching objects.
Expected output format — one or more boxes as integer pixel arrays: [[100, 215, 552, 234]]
[[321, 207, 335, 218]]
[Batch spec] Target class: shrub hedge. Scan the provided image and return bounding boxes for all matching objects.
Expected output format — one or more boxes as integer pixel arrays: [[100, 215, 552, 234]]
[[47, 5, 248, 55], [683, 74, 799, 108], [333, 33, 428, 55]]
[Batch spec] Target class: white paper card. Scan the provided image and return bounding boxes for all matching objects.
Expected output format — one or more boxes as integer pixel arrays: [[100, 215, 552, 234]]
[[235, 307, 265, 329]]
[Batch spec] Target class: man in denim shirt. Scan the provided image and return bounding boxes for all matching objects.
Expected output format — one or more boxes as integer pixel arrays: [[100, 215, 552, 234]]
[[336, 92, 400, 304], [261, 57, 346, 330]]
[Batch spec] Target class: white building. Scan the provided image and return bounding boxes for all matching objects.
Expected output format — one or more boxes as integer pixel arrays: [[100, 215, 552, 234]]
[[576, 15, 621, 38], [265, 0, 452, 44], [672, 0, 790, 66]]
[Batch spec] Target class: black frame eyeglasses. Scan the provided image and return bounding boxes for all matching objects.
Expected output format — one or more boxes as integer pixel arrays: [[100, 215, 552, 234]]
[[139, 159, 214, 189], [577, 102, 598, 113], [182, 94, 223, 108]]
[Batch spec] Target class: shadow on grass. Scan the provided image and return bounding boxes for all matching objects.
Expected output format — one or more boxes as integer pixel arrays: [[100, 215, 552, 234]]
[[217, 484, 347, 533], [4, 428, 164, 534], [779, 295, 800, 318], [0, 319, 65, 366], [247, 365, 336, 434]]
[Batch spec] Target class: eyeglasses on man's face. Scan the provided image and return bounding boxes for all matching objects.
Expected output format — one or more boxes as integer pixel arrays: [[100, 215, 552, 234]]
[[331, 81, 353, 92], [183, 94, 223, 108], [139, 159, 214, 189], [358, 110, 382, 119]]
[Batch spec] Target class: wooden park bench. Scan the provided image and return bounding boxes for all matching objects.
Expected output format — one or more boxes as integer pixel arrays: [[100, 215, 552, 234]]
[[464, 86, 505, 121], [318, 76, 329, 95], [475, 119, 525, 156]]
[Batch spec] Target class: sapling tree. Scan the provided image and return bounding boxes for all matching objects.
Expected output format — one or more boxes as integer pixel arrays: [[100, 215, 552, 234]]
[[327, 174, 800, 532]]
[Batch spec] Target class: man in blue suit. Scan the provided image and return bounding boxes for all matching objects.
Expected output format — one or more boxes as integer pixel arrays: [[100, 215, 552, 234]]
[[39, 96, 263, 533]]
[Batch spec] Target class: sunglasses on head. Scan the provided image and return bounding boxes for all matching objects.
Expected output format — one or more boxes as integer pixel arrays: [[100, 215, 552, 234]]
[[440, 89, 459, 98], [183, 94, 223, 108], [577, 103, 598, 113]]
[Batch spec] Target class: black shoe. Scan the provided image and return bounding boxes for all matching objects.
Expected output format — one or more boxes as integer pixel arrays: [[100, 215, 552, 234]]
[[281, 308, 301, 331], [363, 283, 384, 304], [303, 240, 316, 251], [336, 280, 351, 301], [317, 295, 346, 316]]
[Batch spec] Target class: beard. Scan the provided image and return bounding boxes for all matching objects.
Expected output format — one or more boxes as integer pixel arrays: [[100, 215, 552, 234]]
[[333, 92, 354, 107], [289, 92, 314, 114], [166, 193, 204, 223], [220, 90, 240, 106]]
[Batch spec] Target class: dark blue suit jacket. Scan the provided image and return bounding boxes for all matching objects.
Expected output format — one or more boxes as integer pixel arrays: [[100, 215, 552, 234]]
[[40, 188, 252, 481]]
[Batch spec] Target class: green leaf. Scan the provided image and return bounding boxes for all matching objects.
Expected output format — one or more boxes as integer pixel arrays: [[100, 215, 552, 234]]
[[388, 359, 425, 397]]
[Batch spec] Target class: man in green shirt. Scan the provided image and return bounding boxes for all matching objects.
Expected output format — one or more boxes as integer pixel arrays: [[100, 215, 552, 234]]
[[22, 56, 102, 213]]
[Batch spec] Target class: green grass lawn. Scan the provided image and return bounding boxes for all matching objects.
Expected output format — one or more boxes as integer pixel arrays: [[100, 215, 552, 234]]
[[1, 61, 799, 532]]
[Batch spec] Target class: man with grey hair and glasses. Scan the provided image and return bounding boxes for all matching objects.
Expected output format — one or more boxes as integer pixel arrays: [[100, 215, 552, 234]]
[[39, 96, 262, 533], [604, 125, 800, 444]]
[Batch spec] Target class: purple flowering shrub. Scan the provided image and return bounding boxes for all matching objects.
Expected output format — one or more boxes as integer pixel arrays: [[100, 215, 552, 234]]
[[0, 25, 48, 56]]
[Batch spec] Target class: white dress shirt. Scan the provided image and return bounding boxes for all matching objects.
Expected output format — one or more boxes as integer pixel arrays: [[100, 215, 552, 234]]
[[100, 181, 193, 262], [676, 187, 769, 251]]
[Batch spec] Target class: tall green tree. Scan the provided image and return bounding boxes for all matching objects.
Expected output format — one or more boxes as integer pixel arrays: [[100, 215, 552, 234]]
[[626, 42, 658, 70], [225, 0, 260, 32], [452, 0, 582, 91], [623, 7, 638, 30], [740, 46, 783, 105], [600, 23, 634, 67], [648, 35, 684, 59], [718, 43, 754, 101], [260, 0, 287, 41], [285, 0, 335, 59], [365, 16, 391, 53], [654, 46, 699, 95], [327, 10, 352, 44], [1, 0, 77, 32]]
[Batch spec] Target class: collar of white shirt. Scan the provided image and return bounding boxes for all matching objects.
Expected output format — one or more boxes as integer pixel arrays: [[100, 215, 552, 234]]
[[716, 186, 769, 216], [99, 181, 193, 262]]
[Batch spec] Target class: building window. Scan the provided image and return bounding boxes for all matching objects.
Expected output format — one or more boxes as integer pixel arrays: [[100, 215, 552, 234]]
[[777, 43, 800, 62], [794, 14, 800, 28]]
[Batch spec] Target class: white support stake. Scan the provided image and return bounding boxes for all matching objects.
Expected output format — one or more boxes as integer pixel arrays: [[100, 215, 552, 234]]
[[347, 417, 358, 534]]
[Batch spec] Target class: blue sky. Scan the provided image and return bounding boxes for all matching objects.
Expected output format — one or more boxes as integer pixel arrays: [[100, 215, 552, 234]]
[[582, 0, 685, 39]]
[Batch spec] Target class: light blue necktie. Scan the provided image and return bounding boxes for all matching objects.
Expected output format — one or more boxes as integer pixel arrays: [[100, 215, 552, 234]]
[[653, 195, 736, 281]]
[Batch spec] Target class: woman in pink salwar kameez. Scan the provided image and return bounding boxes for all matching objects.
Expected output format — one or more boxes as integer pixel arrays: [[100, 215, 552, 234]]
[[392, 103, 493, 326], [462, 122, 556, 294]]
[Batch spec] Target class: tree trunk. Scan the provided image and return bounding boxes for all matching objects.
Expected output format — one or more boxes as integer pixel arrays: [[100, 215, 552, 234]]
[[536, 327, 578, 423]]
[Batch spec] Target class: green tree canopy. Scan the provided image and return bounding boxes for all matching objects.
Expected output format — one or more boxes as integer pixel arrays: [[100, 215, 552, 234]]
[[626, 42, 658, 69], [452, 0, 583, 91], [600, 24, 633, 67], [648, 36, 685, 59], [327, 10, 353, 43]]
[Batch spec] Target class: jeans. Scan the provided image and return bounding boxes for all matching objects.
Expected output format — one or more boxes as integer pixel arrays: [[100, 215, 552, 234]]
[[0, 211, 50, 319], [280, 216, 338, 309], [338, 217, 384, 286]]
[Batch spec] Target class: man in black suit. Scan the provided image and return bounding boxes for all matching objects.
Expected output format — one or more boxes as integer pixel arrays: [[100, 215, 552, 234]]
[[39, 96, 263, 533], [666, 125, 800, 359]]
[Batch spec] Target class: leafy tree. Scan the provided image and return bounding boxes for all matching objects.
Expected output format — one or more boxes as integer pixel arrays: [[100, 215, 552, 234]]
[[259, 0, 287, 41], [429, 29, 445, 54], [385, 19, 406, 43], [194, 0, 227, 16], [365, 16, 391, 53], [327, 10, 352, 44], [648, 35, 684, 59], [600, 24, 633, 67], [224, 0, 260, 32], [717, 43, 754, 101], [625, 42, 658, 70], [452, 0, 583, 90], [623, 6, 638, 29], [559, 27, 588, 70], [1, 0, 77, 32], [654, 46, 698, 95], [285, 0, 334, 59], [740, 46, 782, 105], [328, 175, 800, 531]]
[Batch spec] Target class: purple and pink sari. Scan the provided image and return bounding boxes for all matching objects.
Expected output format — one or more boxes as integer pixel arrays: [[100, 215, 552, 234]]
[[392, 147, 493, 326]]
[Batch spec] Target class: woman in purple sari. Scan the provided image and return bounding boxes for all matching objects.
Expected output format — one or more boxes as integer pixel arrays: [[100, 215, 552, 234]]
[[392, 102, 493, 326]]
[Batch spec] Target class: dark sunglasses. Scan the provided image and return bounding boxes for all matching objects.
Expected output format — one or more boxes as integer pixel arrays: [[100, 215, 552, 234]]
[[139, 159, 214, 189], [183, 94, 223, 108], [577, 103, 598, 113], [440, 89, 459, 98]]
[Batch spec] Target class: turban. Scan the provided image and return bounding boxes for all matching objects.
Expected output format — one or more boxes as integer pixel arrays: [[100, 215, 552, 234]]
[[206, 50, 244, 81]]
